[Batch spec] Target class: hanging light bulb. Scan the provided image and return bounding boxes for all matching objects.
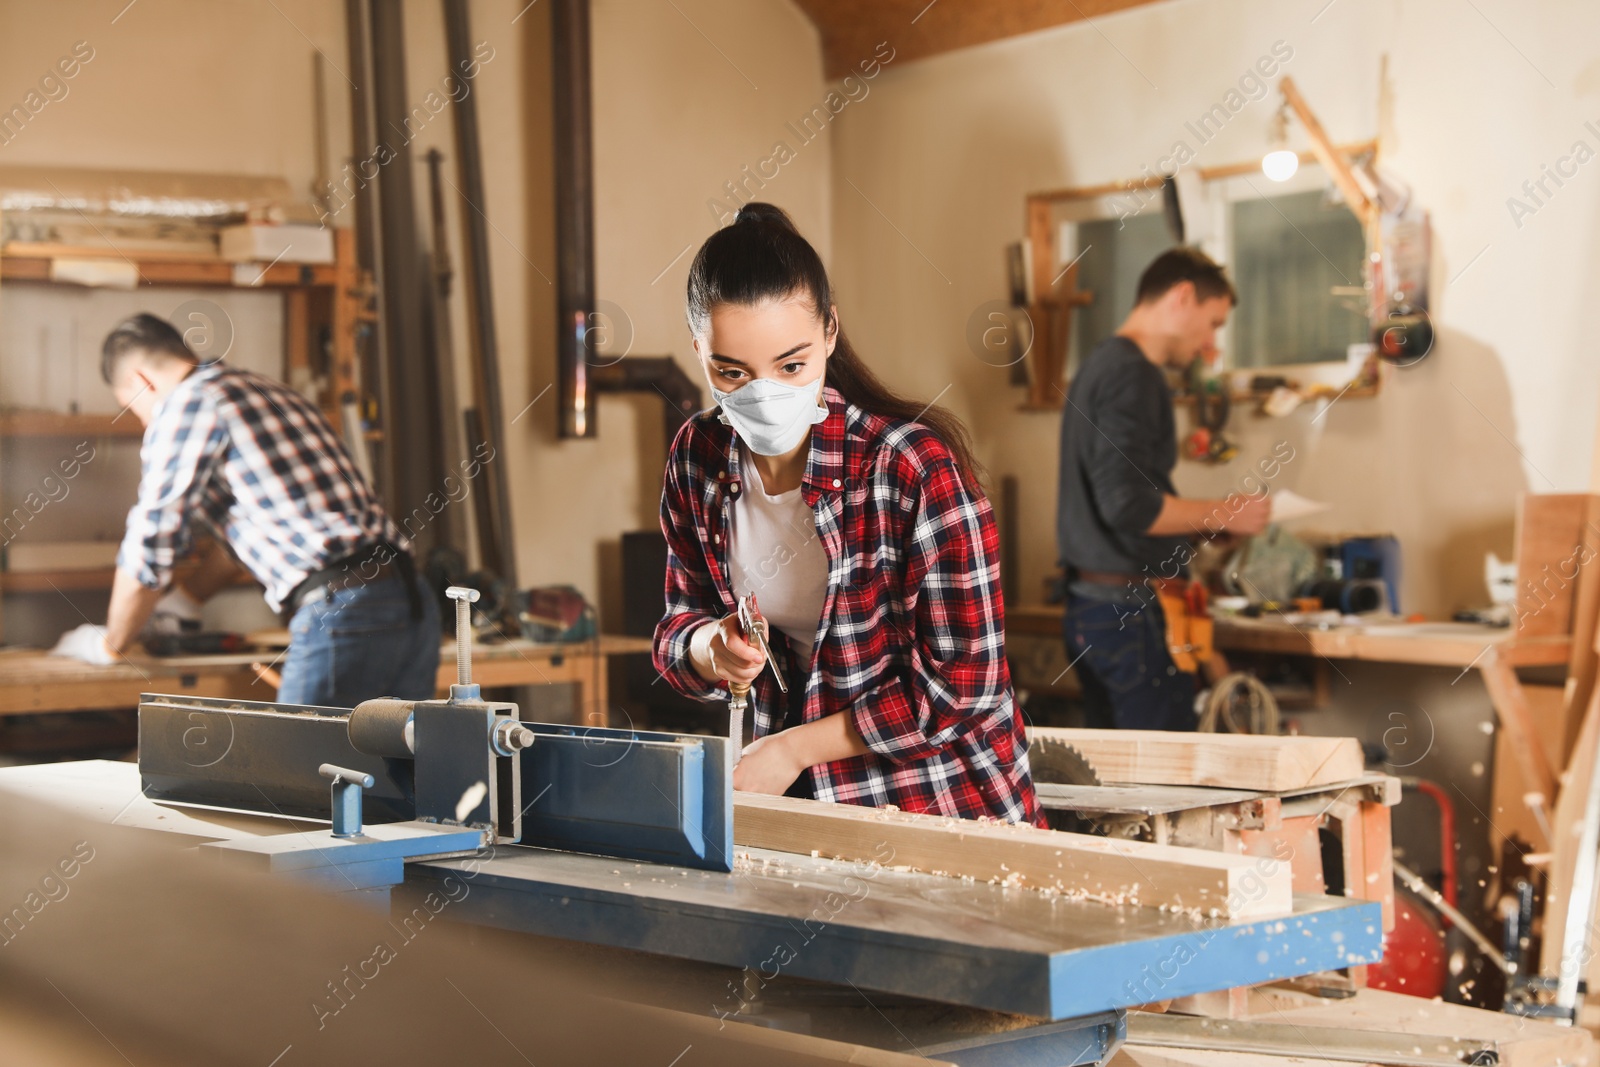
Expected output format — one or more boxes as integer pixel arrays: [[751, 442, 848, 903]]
[[1262, 101, 1299, 182], [1262, 148, 1299, 182]]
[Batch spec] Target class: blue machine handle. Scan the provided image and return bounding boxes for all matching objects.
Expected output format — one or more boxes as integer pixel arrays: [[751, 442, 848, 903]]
[[319, 763, 375, 838]]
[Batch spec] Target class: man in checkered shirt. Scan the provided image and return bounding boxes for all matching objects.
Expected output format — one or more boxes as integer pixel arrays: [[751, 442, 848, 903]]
[[51, 313, 439, 707]]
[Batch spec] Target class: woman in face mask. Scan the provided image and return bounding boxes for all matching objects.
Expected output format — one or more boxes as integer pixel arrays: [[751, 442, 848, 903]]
[[651, 202, 1043, 826]]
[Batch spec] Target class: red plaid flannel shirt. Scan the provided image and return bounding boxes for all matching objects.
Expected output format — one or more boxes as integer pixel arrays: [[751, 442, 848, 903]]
[[653, 385, 1044, 826]]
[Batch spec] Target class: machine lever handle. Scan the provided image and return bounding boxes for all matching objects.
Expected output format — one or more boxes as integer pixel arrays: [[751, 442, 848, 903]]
[[320, 763, 375, 838]]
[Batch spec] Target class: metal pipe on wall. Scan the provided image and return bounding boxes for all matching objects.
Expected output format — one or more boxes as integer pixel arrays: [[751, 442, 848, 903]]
[[589, 358, 703, 454], [342, 0, 395, 500], [368, 0, 447, 558], [443, 0, 518, 585], [423, 147, 470, 553], [552, 0, 597, 440]]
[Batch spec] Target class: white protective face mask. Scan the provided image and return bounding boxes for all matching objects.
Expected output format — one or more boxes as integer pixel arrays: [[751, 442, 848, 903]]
[[711, 375, 828, 456]]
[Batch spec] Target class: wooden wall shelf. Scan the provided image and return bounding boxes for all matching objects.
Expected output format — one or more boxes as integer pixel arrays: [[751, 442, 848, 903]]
[[0, 569, 121, 594], [1171, 382, 1382, 408], [0, 246, 339, 289], [0, 563, 258, 595], [0, 228, 365, 434], [0, 410, 144, 438]]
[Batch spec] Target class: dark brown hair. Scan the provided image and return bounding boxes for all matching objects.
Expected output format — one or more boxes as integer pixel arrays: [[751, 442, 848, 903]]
[[101, 313, 198, 383], [1135, 246, 1237, 307], [686, 202, 986, 491]]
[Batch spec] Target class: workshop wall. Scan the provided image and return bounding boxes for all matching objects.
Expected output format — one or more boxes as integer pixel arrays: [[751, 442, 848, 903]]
[[8, 0, 1589, 629], [393, 0, 827, 627], [576, 0, 830, 625], [0, 0, 829, 637], [825, 0, 1600, 621]]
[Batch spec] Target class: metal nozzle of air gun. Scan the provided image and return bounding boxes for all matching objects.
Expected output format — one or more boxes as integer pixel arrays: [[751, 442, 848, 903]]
[[728, 671, 751, 768], [739, 594, 785, 694], [729, 595, 763, 767]]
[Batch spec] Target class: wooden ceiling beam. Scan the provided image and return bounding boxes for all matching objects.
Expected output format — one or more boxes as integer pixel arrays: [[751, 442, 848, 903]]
[[792, 0, 1173, 80]]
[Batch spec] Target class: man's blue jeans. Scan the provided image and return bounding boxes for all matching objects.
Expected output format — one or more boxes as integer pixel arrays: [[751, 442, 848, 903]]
[[1062, 582, 1196, 731], [277, 573, 441, 708]]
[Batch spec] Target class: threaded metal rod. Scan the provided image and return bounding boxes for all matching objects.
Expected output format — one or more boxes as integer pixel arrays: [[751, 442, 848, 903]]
[[445, 585, 480, 690]]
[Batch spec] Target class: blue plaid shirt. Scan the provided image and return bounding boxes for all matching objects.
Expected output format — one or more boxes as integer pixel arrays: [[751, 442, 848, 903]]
[[117, 362, 402, 612]]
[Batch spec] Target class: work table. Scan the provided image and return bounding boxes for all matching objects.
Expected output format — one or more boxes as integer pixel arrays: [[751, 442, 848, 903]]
[[1008, 602, 1568, 668], [1211, 615, 1569, 669], [0, 634, 654, 724]]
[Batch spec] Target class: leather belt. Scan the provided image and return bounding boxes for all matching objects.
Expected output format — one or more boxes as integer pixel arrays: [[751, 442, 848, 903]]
[[285, 541, 421, 619], [1074, 569, 1143, 587], [1073, 569, 1189, 595]]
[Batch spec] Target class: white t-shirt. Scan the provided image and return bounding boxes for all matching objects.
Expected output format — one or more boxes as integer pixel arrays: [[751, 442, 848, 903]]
[[727, 447, 829, 667]]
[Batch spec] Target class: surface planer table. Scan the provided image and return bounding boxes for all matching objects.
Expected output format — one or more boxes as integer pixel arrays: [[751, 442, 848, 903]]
[[0, 757, 1384, 1061]]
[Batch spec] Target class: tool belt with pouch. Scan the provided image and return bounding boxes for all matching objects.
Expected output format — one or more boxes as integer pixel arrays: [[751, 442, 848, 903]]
[[1067, 568, 1213, 673]]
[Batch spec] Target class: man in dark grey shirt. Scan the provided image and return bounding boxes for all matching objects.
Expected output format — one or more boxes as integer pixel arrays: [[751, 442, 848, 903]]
[[1057, 248, 1268, 730]]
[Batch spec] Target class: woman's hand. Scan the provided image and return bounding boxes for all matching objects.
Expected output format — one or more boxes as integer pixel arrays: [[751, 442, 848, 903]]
[[689, 614, 765, 687], [733, 731, 806, 795]]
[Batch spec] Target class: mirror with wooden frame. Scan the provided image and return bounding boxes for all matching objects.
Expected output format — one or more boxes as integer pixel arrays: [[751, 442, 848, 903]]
[[1021, 104, 1380, 410]]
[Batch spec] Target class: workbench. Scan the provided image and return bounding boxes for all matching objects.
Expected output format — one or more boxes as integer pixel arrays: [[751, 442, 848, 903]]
[[1209, 616, 1572, 909], [1210, 616, 1570, 669], [1008, 603, 1568, 668], [0, 634, 652, 726]]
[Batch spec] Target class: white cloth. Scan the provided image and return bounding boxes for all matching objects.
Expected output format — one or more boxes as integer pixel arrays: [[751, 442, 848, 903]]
[[51, 624, 115, 665], [727, 448, 828, 667]]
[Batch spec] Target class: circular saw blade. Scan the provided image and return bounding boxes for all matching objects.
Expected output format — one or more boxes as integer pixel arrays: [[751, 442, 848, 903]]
[[1029, 739, 1102, 786]]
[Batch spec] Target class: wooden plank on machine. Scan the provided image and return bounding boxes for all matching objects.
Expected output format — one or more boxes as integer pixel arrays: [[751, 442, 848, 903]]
[[1030, 728, 1363, 793], [733, 792, 1291, 921]]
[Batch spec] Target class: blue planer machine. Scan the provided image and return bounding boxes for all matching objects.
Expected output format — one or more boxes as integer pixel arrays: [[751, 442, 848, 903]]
[[0, 588, 1383, 1065]]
